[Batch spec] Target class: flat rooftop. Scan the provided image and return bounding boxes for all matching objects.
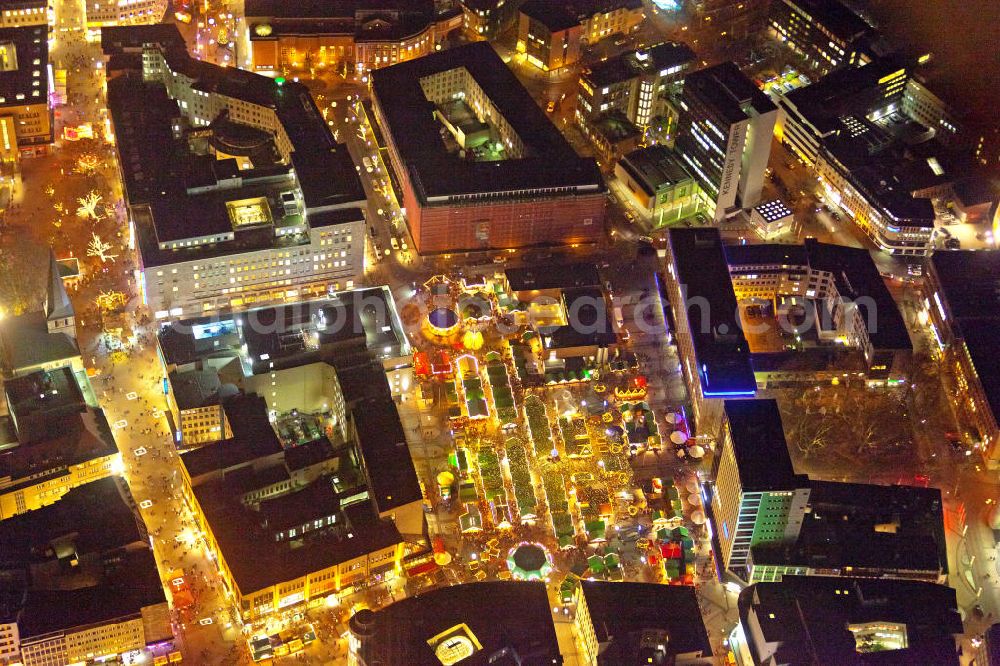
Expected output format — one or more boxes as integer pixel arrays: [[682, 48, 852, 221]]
[[739, 576, 961, 666], [753, 480, 947, 575], [519, 0, 579, 32], [0, 25, 49, 109], [618, 145, 692, 197], [579, 580, 711, 659], [783, 0, 870, 41], [682, 61, 776, 125], [506, 262, 601, 292], [103, 24, 364, 266], [371, 41, 603, 203], [180, 393, 283, 479], [669, 228, 756, 397], [0, 477, 166, 639], [349, 581, 561, 665], [353, 396, 422, 513], [584, 41, 695, 88], [194, 475, 401, 594], [722, 399, 808, 492]]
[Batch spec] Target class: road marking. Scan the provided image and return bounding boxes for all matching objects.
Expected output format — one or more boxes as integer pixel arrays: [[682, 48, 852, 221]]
[[152, 409, 163, 419], [113, 419, 127, 429], [134, 447, 147, 457], [199, 618, 214, 625], [126, 392, 138, 400], [139, 499, 153, 509]]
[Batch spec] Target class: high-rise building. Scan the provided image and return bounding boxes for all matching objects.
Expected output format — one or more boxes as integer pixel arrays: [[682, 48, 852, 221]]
[[925, 251, 1000, 467], [661, 228, 756, 427], [767, 0, 873, 74], [707, 399, 811, 580], [103, 25, 367, 319], [673, 62, 777, 221]]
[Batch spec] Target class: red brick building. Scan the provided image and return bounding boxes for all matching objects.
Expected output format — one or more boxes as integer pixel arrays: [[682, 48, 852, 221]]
[[371, 42, 606, 254]]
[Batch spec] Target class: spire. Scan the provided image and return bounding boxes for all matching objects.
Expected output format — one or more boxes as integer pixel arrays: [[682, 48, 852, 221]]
[[45, 249, 74, 323]]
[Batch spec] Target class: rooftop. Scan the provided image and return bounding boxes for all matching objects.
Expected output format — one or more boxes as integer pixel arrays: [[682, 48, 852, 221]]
[[353, 396, 422, 513], [722, 399, 808, 492], [739, 576, 961, 666], [371, 41, 603, 203], [194, 474, 402, 593], [784, 0, 870, 41], [519, 0, 579, 33], [669, 228, 756, 397], [0, 310, 80, 374], [506, 262, 601, 293], [103, 25, 364, 267], [579, 580, 712, 660], [180, 393, 283, 479], [349, 581, 562, 665], [245, 0, 442, 43], [584, 41, 695, 88], [0, 25, 48, 109], [681, 61, 776, 126], [618, 145, 693, 197], [753, 199, 794, 223], [0, 477, 167, 638]]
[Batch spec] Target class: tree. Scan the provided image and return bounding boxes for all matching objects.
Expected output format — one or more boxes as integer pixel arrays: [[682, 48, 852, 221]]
[[87, 233, 118, 263], [76, 191, 103, 221], [75, 153, 100, 176]]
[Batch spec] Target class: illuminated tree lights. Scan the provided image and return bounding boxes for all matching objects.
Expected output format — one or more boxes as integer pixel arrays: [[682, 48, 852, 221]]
[[87, 233, 118, 263]]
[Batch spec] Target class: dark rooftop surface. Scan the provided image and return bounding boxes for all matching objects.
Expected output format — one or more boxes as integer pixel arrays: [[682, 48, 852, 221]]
[[547, 286, 617, 350], [352, 581, 561, 665], [618, 145, 692, 197], [579, 580, 712, 659], [781, 57, 910, 136], [0, 477, 166, 638], [803, 239, 911, 350], [519, 0, 579, 32], [103, 24, 364, 266], [753, 480, 947, 575], [0, 476, 143, 564], [0, 25, 49, 109], [180, 393, 283, 478], [670, 229, 756, 397], [353, 396, 422, 513], [194, 475, 402, 593], [739, 576, 961, 666], [727, 240, 910, 352], [371, 41, 603, 202], [584, 41, 695, 88], [0, 408, 116, 487], [722, 399, 807, 492], [682, 61, 776, 125], [0, 311, 80, 373], [506, 262, 601, 292], [784, 0, 870, 40]]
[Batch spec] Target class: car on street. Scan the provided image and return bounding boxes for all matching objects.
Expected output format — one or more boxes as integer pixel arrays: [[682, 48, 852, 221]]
[[546, 100, 555, 113]]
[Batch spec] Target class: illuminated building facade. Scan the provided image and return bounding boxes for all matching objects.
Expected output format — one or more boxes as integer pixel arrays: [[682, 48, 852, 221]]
[[674, 62, 777, 221], [614, 145, 700, 226], [245, 0, 463, 74], [768, 0, 872, 74], [0, 24, 53, 159], [576, 41, 694, 130], [371, 42, 605, 254], [459, 0, 525, 41], [103, 26, 367, 319], [0, 477, 173, 666], [707, 400, 811, 580], [662, 228, 755, 428], [925, 251, 1000, 468], [516, 1, 582, 72], [84, 0, 167, 28], [0, 0, 47, 29]]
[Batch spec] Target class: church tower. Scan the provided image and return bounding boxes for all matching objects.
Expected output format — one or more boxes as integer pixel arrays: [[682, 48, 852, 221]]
[[45, 250, 76, 339]]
